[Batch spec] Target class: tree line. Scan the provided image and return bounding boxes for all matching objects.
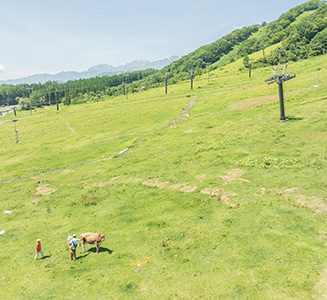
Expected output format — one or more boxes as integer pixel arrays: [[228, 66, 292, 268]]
[[241, 0, 327, 68], [0, 69, 157, 109]]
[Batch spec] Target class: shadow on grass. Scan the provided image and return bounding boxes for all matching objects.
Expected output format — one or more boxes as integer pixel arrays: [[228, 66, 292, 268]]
[[41, 255, 51, 260], [76, 253, 90, 260], [287, 116, 304, 122], [87, 247, 114, 254]]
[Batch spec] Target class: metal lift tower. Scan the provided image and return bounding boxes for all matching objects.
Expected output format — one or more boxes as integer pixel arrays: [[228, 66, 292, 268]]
[[265, 65, 296, 121]]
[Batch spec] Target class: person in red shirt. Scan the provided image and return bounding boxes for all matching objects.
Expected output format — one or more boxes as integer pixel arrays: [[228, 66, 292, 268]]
[[35, 238, 44, 260]]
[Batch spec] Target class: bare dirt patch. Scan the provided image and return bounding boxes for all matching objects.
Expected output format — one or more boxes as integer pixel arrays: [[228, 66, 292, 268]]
[[90, 177, 119, 188], [229, 95, 277, 110], [170, 183, 198, 193], [165, 96, 197, 129], [278, 187, 299, 196], [297, 195, 327, 214], [256, 187, 299, 196], [195, 174, 207, 182], [32, 199, 40, 205], [255, 188, 270, 195], [219, 169, 251, 185], [61, 169, 75, 175], [122, 178, 143, 184], [201, 188, 240, 207], [142, 179, 169, 190], [34, 184, 57, 196], [133, 97, 197, 145], [274, 187, 327, 214]]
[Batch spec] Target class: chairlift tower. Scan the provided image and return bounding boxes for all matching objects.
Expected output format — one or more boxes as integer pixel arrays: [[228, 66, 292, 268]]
[[278, 49, 283, 66], [55, 89, 59, 111], [124, 74, 129, 100], [265, 65, 296, 121], [314, 68, 321, 87], [189, 68, 194, 90], [27, 88, 33, 115], [248, 60, 253, 78], [165, 73, 168, 94], [12, 119, 19, 144], [206, 62, 211, 85]]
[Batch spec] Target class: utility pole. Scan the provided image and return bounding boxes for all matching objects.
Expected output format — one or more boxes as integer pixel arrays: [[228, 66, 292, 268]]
[[248, 60, 252, 78], [261, 46, 265, 56], [265, 65, 296, 121], [27, 88, 33, 114], [12, 119, 20, 144], [207, 62, 211, 85], [189, 68, 194, 89], [165, 73, 168, 94], [314, 68, 321, 87], [278, 49, 283, 66], [55, 89, 59, 111], [124, 74, 129, 100]]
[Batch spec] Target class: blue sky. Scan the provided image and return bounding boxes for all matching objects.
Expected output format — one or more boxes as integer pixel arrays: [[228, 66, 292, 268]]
[[0, 0, 308, 80]]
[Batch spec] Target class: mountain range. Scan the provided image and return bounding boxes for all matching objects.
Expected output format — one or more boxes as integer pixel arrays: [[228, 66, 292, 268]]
[[0, 55, 180, 85]]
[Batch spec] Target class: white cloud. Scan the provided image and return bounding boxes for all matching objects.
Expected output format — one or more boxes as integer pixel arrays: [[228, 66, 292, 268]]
[[0, 65, 6, 72]]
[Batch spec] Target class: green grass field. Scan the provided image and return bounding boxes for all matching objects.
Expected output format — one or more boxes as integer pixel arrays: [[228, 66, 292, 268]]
[[1, 48, 327, 299]]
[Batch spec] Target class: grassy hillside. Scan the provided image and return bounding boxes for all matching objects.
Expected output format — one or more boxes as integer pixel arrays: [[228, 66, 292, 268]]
[[1, 47, 327, 299]]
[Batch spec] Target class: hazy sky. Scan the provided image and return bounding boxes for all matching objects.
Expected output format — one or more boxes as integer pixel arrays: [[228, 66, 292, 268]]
[[0, 0, 308, 80]]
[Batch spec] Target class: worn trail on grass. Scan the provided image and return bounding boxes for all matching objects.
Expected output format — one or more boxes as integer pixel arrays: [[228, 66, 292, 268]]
[[1, 96, 198, 183]]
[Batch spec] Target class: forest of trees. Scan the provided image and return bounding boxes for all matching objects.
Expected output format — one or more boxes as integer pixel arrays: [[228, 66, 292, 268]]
[[158, 24, 261, 80], [243, 0, 327, 68], [0, 69, 157, 109]]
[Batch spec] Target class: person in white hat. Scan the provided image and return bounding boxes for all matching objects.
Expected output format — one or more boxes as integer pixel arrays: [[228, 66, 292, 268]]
[[68, 234, 81, 260], [35, 239, 44, 260]]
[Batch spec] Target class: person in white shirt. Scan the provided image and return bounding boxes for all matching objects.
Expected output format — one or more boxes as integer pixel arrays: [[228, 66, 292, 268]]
[[69, 234, 81, 260]]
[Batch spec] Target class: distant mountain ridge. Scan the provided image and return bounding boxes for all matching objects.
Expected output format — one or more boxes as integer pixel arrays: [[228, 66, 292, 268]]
[[0, 56, 180, 85]]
